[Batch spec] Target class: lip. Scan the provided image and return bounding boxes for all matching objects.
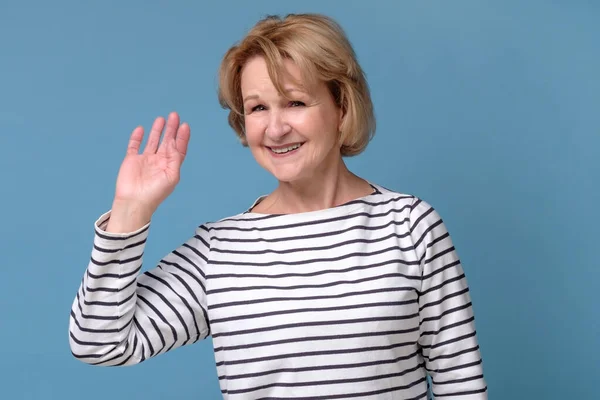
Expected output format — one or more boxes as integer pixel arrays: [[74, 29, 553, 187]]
[[266, 142, 305, 157], [267, 142, 305, 150]]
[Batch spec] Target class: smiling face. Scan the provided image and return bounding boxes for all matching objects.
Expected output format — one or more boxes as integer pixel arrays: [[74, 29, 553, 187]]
[[240, 56, 343, 183]]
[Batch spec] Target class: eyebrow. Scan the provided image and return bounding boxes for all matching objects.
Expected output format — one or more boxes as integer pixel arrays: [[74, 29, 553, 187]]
[[243, 94, 259, 103], [243, 88, 307, 104]]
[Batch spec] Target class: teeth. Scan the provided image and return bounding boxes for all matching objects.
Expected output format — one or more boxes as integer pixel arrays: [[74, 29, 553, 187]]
[[271, 143, 302, 154]]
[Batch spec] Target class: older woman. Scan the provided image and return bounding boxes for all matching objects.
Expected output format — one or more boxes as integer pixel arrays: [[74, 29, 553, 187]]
[[69, 13, 488, 399]]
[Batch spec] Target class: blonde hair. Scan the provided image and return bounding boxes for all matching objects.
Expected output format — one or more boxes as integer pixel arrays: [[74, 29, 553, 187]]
[[218, 13, 376, 157]]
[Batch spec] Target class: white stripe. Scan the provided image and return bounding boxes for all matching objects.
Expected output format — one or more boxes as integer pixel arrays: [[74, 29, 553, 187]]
[[69, 185, 487, 399]]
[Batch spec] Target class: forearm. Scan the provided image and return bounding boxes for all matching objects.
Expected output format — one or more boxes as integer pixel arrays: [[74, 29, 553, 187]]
[[69, 211, 150, 366], [419, 276, 487, 398]]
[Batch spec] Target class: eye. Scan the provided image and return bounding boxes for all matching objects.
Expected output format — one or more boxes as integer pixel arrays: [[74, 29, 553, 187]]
[[250, 104, 266, 113], [289, 101, 305, 107]]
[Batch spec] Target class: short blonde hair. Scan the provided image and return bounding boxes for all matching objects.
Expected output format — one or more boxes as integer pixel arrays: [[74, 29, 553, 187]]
[[218, 13, 376, 157]]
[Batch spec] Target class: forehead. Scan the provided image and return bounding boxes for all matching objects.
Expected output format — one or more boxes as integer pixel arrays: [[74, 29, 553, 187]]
[[240, 56, 308, 93]]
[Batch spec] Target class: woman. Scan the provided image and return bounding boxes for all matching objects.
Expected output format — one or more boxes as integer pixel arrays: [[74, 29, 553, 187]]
[[69, 13, 488, 399]]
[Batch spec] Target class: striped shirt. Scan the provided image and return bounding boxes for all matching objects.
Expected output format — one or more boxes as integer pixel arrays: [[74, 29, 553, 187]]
[[69, 183, 488, 399]]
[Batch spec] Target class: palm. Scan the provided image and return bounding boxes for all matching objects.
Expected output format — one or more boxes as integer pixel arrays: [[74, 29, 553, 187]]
[[114, 112, 191, 212]]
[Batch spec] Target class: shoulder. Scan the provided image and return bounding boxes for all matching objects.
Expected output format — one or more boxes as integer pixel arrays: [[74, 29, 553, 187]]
[[370, 184, 456, 258], [369, 182, 444, 228]]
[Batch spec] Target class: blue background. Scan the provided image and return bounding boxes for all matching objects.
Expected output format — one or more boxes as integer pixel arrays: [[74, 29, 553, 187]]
[[1, 0, 598, 398]]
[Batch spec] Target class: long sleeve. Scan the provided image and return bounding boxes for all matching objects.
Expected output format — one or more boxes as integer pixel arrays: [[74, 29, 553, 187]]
[[409, 198, 488, 398], [68, 211, 211, 366]]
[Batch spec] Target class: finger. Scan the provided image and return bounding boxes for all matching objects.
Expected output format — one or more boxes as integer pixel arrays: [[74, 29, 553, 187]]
[[143, 116, 166, 154], [174, 122, 191, 157], [163, 112, 179, 143], [126, 126, 144, 155]]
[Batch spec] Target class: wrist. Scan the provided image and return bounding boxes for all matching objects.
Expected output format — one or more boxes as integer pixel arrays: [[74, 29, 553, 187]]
[[105, 200, 154, 233]]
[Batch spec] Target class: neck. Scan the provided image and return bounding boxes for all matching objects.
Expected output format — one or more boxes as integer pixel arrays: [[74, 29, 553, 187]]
[[267, 155, 371, 214]]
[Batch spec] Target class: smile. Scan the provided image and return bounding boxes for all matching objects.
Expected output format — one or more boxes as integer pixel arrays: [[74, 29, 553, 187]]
[[268, 143, 304, 155]]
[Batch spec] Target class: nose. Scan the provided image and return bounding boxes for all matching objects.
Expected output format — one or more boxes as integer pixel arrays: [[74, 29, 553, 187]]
[[265, 110, 291, 141]]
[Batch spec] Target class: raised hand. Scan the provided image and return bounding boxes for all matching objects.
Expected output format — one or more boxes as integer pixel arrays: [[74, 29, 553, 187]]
[[106, 112, 190, 233]]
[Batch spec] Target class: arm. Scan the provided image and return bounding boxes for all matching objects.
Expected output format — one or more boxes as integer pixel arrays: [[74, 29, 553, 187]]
[[68, 210, 211, 366], [409, 197, 488, 398]]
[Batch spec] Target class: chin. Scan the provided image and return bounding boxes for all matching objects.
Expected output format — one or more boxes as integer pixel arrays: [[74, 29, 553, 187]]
[[266, 165, 311, 184], [269, 170, 303, 183]]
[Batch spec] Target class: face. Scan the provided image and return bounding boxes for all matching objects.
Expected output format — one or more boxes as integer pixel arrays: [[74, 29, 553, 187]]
[[240, 56, 343, 183]]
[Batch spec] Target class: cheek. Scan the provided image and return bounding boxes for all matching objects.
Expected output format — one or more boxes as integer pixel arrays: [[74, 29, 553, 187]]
[[244, 119, 264, 147], [286, 109, 307, 125], [286, 113, 318, 141], [289, 110, 335, 142]]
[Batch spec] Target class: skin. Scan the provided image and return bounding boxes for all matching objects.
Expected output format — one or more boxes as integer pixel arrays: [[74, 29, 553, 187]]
[[106, 113, 190, 233], [240, 56, 373, 214], [105, 56, 372, 233]]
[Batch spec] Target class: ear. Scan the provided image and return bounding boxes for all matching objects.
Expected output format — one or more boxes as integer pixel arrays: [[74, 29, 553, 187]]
[[337, 105, 345, 133]]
